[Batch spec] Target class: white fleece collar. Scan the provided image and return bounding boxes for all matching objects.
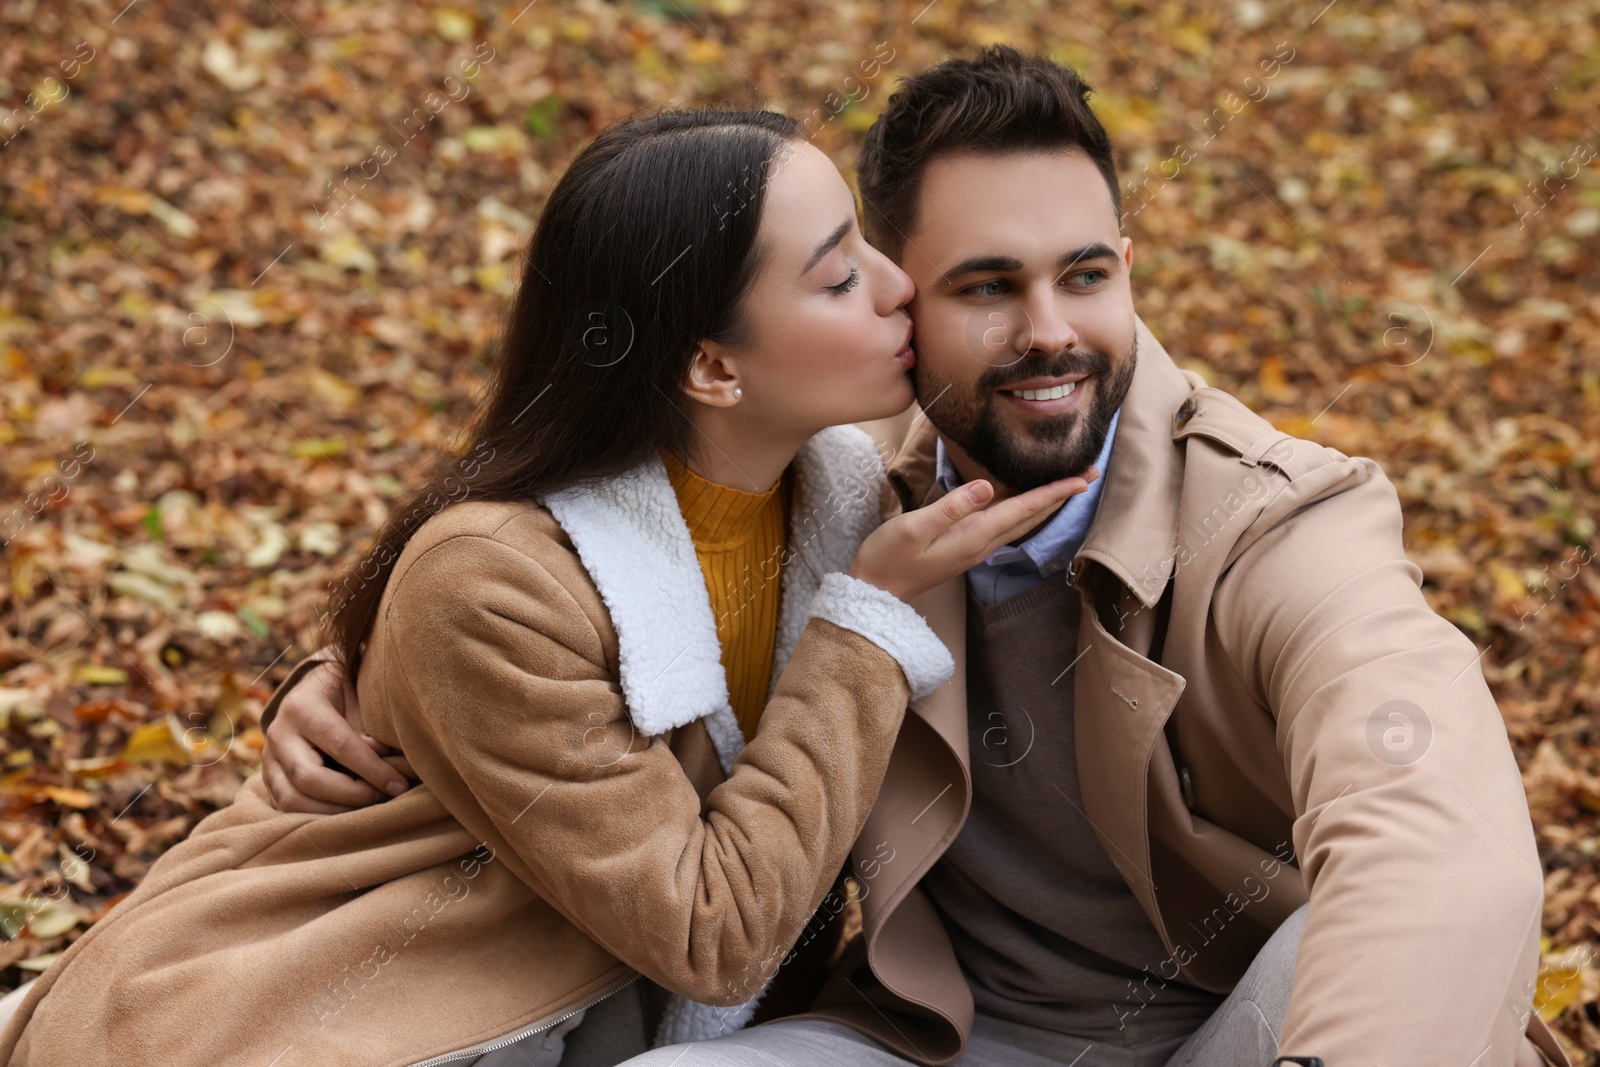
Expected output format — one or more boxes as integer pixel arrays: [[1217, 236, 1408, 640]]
[[539, 424, 885, 774]]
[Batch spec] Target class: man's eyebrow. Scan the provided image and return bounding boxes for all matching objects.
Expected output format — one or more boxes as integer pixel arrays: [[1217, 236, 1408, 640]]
[[936, 243, 1121, 290], [802, 218, 853, 276], [1055, 243, 1121, 275], [935, 254, 1024, 289]]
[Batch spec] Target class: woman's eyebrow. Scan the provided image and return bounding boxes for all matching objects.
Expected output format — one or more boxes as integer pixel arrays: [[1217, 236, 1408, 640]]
[[802, 218, 853, 275]]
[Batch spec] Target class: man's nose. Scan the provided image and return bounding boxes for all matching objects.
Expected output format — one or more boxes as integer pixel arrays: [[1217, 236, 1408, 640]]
[[1015, 290, 1079, 357]]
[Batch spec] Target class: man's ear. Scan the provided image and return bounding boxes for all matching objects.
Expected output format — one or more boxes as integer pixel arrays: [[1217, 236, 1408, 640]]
[[681, 342, 742, 408], [1122, 236, 1134, 270]]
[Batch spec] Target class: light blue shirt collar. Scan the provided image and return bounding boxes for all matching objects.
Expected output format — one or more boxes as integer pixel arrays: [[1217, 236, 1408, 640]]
[[934, 406, 1121, 607]]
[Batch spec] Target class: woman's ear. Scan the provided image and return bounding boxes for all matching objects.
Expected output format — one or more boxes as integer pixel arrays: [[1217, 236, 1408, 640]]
[[682, 342, 743, 408]]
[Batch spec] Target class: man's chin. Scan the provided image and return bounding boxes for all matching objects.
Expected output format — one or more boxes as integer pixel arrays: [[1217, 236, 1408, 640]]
[[970, 445, 1097, 493], [969, 414, 1108, 491]]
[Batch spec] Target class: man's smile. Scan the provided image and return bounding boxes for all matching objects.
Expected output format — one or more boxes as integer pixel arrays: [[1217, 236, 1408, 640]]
[[997, 372, 1092, 417]]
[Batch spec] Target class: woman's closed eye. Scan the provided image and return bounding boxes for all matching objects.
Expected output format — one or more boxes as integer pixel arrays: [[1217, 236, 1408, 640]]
[[827, 266, 861, 295]]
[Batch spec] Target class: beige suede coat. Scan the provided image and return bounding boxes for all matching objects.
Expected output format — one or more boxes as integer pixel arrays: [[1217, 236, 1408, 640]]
[[798, 320, 1567, 1067], [0, 425, 958, 1067]]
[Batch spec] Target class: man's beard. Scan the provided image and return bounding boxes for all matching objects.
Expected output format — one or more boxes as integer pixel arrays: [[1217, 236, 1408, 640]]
[[916, 334, 1137, 492]]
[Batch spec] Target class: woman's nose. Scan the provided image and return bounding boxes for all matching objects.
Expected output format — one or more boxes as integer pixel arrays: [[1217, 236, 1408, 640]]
[[876, 256, 916, 314]]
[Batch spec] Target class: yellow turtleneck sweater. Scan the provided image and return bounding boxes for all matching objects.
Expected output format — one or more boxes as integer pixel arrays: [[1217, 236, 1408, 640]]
[[661, 447, 793, 740]]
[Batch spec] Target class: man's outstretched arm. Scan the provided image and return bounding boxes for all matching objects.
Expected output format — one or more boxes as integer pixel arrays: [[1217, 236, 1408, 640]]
[[1213, 452, 1548, 1066], [259, 651, 406, 812]]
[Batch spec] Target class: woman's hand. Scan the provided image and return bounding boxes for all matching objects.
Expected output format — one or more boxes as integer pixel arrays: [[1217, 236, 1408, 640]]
[[261, 660, 407, 813], [848, 469, 1098, 604]]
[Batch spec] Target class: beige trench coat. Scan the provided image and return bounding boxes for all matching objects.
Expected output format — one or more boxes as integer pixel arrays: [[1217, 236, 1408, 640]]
[[800, 319, 1567, 1066]]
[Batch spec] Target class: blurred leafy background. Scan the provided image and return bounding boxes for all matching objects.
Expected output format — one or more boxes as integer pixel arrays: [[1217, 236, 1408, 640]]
[[0, 0, 1596, 1055]]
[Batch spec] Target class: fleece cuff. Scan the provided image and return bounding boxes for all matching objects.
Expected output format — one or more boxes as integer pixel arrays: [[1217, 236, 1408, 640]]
[[807, 571, 956, 702]]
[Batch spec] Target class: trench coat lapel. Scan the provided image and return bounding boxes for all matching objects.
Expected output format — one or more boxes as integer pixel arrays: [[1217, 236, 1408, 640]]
[[1065, 318, 1200, 934], [873, 318, 1206, 947]]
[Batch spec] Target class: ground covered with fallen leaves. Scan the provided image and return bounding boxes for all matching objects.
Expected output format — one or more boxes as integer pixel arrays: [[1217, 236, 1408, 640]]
[[1, 0, 1597, 1056]]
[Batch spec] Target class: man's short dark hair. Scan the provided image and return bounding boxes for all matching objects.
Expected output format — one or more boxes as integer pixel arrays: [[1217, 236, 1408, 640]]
[[856, 45, 1121, 262]]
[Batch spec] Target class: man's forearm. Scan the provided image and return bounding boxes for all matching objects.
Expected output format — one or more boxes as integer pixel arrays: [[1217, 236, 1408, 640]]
[[1215, 460, 1546, 1064]]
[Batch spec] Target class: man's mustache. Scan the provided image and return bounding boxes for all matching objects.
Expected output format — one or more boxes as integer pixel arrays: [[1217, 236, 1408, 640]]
[[975, 349, 1112, 393]]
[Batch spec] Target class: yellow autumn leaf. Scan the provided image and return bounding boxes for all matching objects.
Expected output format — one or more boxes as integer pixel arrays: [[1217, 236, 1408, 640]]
[[72, 665, 128, 686], [1258, 355, 1294, 403], [474, 263, 513, 294], [1089, 93, 1156, 139], [79, 365, 141, 388], [1170, 24, 1210, 56], [842, 107, 881, 135], [1489, 563, 1526, 601], [1268, 414, 1318, 439], [290, 437, 347, 460], [122, 715, 212, 766], [433, 9, 474, 41], [1534, 959, 1582, 1022], [686, 39, 722, 65]]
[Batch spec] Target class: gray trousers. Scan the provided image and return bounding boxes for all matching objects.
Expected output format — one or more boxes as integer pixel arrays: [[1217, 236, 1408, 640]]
[[617, 905, 1308, 1067]]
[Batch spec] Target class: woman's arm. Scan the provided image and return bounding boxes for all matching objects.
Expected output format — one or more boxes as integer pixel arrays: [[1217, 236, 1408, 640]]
[[378, 531, 942, 1004], [260, 465, 1093, 813]]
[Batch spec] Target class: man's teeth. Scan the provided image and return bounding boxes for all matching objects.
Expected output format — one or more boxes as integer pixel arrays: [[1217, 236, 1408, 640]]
[[1006, 381, 1077, 401]]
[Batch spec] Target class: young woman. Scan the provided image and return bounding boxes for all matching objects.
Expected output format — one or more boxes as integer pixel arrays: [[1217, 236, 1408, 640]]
[[0, 109, 1092, 1067]]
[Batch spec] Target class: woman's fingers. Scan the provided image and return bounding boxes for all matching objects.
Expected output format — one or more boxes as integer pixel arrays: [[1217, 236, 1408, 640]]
[[261, 741, 360, 815], [303, 706, 407, 797], [846, 466, 1099, 603], [267, 661, 407, 801], [271, 725, 384, 808], [944, 471, 1097, 562], [902, 477, 992, 540], [346, 671, 394, 759]]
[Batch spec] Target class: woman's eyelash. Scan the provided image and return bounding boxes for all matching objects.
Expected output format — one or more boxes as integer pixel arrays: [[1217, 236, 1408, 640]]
[[827, 267, 861, 294]]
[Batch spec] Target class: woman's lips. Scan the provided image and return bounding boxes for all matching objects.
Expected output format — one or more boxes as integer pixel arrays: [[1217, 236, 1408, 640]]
[[894, 322, 915, 368]]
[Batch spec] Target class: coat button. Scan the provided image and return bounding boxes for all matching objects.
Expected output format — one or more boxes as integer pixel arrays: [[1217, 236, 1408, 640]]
[[1174, 396, 1198, 426]]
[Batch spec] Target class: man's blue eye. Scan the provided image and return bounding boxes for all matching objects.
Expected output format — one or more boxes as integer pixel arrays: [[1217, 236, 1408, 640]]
[[967, 280, 1006, 298]]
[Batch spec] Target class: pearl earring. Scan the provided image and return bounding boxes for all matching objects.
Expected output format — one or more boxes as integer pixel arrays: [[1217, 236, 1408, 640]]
[[732, 387, 743, 400]]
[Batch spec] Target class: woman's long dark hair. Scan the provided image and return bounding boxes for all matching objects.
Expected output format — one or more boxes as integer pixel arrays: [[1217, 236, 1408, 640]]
[[325, 107, 800, 672]]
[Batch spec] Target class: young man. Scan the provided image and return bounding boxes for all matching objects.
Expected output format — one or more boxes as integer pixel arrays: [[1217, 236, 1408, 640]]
[[260, 48, 1566, 1067]]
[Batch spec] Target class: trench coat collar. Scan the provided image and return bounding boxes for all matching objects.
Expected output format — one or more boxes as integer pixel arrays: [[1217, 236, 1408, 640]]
[[540, 423, 884, 773]]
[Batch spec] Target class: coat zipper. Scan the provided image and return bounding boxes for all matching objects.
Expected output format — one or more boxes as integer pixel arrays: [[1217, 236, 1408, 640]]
[[408, 972, 639, 1067]]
